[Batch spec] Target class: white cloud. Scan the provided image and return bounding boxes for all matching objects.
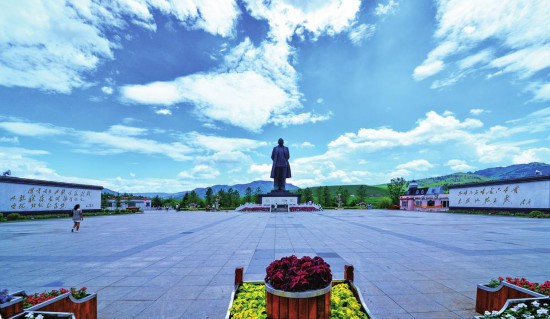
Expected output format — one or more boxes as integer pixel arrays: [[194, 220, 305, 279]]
[[374, 0, 399, 16], [328, 111, 482, 151], [0, 121, 65, 136], [292, 142, 315, 148], [121, 1, 361, 131], [414, 0, 550, 97], [527, 82, 550, 101], [348, 24, 376, 46], [446, 159, 474, 171], [470, 108, 490, 116], [108, 125, 147, 136], [101, 86, 114, 95], [178, 164, 220, 180], [396, 159, 434, 171], [155, 109, 172, 116], [182, 132, 266, 153], [269, 111, 331, 127], [512, 147, 550, 164], [413, 60, 445, 81], [0, 0, 240, 93], [0, 136, 19, 144], [316, 98, 324, 104]]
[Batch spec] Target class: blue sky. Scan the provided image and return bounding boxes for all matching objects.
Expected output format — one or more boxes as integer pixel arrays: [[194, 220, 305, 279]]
[[0, 0, 549, 193]]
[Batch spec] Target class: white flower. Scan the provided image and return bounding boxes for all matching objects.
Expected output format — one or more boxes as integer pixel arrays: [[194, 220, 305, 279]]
[[485, 311, 491, 315], [522, 315, 534, 319], [25, 313, 35, 319], [36, 315, 44, 319], [537, 308, 548, 315], [532, 300, 540, 307], [492, 310, 499, 315], [512, 306, 519, 312], [518, 303, 527, 308]]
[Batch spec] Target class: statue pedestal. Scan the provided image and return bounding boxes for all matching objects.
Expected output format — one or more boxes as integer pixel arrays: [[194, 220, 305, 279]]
[[258, 191, 301, 210]]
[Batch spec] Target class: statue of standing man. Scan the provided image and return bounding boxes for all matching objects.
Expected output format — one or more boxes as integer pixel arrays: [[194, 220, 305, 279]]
[[270, 138, 291, 191]]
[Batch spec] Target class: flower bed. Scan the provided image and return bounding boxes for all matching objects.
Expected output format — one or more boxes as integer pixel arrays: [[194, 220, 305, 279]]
[[24, 288, 87, 308], [478, 300, 549, 319], [226, 265, 373, 319], [476, 277, 550, 314], [289, 206, 318, 212], [265, 255, 332, 292], [228, 282, 369, 319]]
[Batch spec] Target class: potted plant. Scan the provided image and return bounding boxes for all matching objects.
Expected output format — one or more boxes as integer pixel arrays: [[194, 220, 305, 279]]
[[264, 255, 332, 319], [476, 277, 550, 314], [1, 289, 24, 318]]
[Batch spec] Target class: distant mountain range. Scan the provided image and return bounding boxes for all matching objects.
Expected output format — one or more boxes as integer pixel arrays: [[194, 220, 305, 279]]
[[103, 162, 549, 198], [104, 180, 298, 199], [415, 162, 550, 187]]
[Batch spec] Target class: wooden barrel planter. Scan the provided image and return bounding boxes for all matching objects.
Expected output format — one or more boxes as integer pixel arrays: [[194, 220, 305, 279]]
[[26, 292, 98, 319], [0, 295, 24, 318], [475, 281, 548, 313], [265, 282, 331, 319]]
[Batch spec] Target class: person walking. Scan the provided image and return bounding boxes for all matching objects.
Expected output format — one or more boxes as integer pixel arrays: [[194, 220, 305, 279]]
[[71, 204, 83, 232]]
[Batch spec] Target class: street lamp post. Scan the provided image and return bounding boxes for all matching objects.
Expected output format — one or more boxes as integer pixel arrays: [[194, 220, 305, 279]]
[[337, 193, 342, 209], [215, 195, 220, 211]]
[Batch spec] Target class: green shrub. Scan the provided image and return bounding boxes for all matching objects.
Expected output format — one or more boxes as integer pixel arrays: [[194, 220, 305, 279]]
[[529, 210, 545, 218], [7, 213, 21, 221], [378, 197, 392, 209], [0, 214, 5, 222]]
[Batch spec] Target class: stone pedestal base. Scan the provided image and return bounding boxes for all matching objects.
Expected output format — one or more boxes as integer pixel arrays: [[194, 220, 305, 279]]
[[258, 191, 301, 207]]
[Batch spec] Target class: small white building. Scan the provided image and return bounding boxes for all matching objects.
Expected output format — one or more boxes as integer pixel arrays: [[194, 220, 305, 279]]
[[105, 199, 150, 211], [400, 181, 449, 212]]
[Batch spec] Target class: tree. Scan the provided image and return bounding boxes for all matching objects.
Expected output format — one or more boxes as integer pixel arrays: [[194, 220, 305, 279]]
[[323, 186, 331, 207], [315, 187, 324, 204], [387, 177, 407, 205], [244, 187, 253, 203], [253, 187, 262, 203], [181, 193, 189, 207], [217, 189, 227, 207], [101, 193, 109, 209], [151, 195, 162, 208], [115, 193, 121, 210], [205, 187, 213, 206], [342, 189, 350, 207], [356, 185, 367, 204], [303, 188, 314, 203]]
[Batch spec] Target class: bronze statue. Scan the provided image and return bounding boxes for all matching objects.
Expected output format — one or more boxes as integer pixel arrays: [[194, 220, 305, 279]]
[[270, 138, 291, 191]]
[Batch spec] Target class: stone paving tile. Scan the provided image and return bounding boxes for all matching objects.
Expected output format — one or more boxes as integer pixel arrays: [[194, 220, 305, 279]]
[[2, 209, 550, 318], [134, 297, 194, 319], [99, 300, 154, 319]]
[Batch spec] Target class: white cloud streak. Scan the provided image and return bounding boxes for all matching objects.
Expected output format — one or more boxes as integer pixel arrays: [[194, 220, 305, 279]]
[[413, 0, 550, 99]]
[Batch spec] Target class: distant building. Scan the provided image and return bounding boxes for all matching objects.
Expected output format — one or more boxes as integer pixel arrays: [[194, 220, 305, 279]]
[[105, 199, 150, 211], [400, 180, 449, 212], [448, 175, 550, 212]]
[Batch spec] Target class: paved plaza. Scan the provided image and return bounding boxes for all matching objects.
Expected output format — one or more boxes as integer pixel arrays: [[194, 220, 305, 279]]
[[1, 209, 550, 319]]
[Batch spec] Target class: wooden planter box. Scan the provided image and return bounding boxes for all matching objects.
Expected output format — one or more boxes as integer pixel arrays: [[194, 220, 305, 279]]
[[0, 293, 24, 319], [25, 292, 98, 319], [475, 281, 549, 314], [226, 265, 374, 319]]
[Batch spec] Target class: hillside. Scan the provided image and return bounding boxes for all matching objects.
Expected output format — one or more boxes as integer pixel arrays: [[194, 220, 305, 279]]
[[415, 173, 491, 187], [473, 162, 550, 180]]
